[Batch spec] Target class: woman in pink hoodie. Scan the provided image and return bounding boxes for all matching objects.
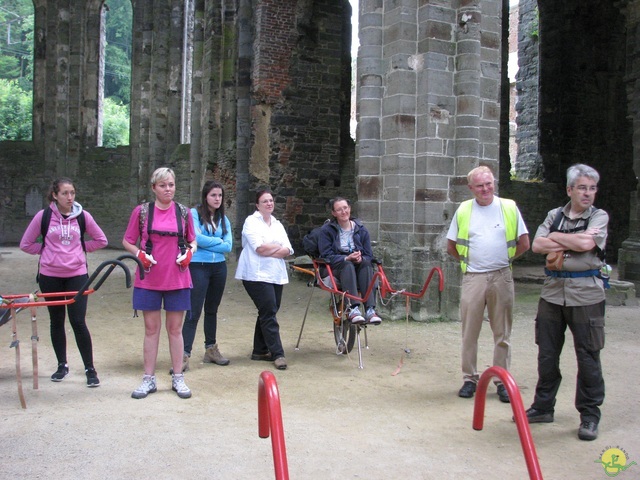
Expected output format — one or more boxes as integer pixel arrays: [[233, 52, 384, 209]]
[[20, 177, 108, 387]]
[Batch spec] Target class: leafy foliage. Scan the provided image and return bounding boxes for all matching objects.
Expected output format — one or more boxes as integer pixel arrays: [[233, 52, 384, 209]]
[[104, 0, 132, 104], [102, 97, 130, 148], [0, 0, 34, 82], [0, 78, 32, 141], [0, 0, 133, 143]]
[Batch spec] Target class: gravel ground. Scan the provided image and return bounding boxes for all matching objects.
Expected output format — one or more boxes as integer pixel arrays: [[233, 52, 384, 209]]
[[1, 247, 639, 479]]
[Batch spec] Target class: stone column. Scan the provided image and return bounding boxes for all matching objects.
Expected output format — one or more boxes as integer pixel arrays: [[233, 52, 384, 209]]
[[355, 0, 503, 320], [619, 1, 640, 296]]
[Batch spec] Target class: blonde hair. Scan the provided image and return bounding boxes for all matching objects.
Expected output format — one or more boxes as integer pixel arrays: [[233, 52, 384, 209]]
[[150, 167, 175, 185], [467, 166, 494, 184]]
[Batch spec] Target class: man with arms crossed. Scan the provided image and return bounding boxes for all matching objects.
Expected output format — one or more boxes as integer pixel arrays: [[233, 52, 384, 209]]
[[525, 163, 608, 441]]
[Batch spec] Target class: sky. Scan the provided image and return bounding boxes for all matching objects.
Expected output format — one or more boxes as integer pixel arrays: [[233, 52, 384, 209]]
[[351, 0, 359, 57]]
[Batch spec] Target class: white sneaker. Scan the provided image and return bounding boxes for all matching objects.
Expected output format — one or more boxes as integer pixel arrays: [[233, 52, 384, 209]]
[[172, 373, 192, 399], [366, 307, 382, 325], [348, 306, 365, 325], [132, 375, 157, 399]]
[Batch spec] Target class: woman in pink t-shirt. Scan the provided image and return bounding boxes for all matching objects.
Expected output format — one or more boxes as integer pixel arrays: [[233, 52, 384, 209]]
[[122, 167, 196, 399]]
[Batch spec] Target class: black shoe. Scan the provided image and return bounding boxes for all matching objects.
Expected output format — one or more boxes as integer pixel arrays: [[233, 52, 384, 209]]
[[578, 421, 598, 441], [85, 368, 100, 388], [524, 407, 554, 423], [51, 363, 69, 382], [497, 384, 510, 403], [458, 381, 476, 398], [251, 352, 273, 362]]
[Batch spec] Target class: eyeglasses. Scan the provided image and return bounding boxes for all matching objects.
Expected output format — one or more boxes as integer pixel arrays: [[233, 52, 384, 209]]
[[572, 185, 598, 193], [333, 207, 350, 213]]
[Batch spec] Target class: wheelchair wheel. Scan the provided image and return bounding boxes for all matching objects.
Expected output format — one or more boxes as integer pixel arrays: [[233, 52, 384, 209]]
[[334, 318, 356, 354], [331, 294, 356, 353]]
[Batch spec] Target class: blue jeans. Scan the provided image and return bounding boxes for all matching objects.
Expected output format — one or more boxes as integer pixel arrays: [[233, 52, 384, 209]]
[[182, 262, 227, 355]]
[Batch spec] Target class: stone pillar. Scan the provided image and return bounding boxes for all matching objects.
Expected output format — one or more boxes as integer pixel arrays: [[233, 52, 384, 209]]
[[356, 0, 503, 320], [618, 192, 640, 296], [515, 0, 542, 181], [619, 2, 640, 296]]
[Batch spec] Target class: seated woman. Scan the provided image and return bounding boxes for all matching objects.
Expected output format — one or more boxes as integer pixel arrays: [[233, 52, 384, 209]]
[[317, 197, 381, 325]]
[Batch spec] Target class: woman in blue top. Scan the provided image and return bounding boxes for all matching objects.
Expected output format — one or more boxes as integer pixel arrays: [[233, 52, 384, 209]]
[[180, 181, 233, 371]]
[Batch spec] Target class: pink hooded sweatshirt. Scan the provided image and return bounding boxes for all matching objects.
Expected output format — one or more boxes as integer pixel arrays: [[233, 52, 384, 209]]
[[20, 202, 108, 278]]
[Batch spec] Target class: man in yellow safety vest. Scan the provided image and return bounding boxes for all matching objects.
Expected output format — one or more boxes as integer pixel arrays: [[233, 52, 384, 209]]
[[447, 166, 530, 403]]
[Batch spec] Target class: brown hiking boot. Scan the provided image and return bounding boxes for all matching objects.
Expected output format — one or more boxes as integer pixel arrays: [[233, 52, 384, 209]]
[[181, 354, 190, 372], [203, 343, 230, 366], [169, 354, 190, 374], [274, 356, 287, 370]]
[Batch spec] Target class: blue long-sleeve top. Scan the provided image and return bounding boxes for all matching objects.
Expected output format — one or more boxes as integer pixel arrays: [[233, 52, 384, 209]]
[[190, 207, 233, 263]]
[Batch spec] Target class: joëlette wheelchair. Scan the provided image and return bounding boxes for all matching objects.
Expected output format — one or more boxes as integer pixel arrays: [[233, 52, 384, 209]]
[[292, 257, 444, 369], [1, 254, 143, 408]]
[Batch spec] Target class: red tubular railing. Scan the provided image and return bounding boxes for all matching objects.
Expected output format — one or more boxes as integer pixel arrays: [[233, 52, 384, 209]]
[[306, 261, 445, 304], [473, 366, 543, 480], [258, 371, 289, 480]]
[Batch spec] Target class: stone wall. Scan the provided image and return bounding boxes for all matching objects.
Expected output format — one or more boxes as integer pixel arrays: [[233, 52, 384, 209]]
[[243, 0, 355, 243], [2, 0, 640, 320], [619, 0, 640, 295], [356, 0, 505, 320], [514, 0, 541, 181], [0, 0, 352, 254], [535, 0, 634, 262]]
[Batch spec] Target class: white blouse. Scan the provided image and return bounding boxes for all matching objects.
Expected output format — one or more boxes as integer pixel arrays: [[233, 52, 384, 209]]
[[234, 210, 293, 285]]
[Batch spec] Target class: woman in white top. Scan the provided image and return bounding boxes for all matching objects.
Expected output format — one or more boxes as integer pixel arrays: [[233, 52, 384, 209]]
[[235, 189, 293, 370]]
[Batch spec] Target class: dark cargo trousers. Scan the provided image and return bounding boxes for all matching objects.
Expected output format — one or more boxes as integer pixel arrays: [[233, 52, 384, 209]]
[[532, 298, 606, 423]]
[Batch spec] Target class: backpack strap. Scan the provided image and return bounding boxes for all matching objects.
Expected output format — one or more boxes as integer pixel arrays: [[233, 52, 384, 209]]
[[142, 202, 188, 255], [143, 202, 154, 255], [40, 208, 86, 252], [549, 207, 590, 234], [40, 207, 52, 247], [550, 206, 605, 261], [37, 208, 87, 282], [175, 203, 187, 255], [548, 207, 564, 233], [77, 211, 86, 252]]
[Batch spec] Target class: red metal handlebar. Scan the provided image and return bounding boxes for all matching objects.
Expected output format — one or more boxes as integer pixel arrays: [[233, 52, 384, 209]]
[[306, 260, 444, 304], [472, 366, 543, 480], [258, 371, 289, 480]]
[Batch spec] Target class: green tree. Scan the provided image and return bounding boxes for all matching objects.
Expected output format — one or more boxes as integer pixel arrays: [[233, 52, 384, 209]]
[[0, 78, 32, 141], [0, 0, 34, 82], [0, 1, 133, 143], [103, 0, 132, 145], [105, 0, 132, 104], [102, 97, 130, 147], [105, 43, 131, 104]]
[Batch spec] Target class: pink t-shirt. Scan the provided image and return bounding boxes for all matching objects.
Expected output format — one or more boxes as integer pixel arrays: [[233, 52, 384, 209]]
[[123, 203, 195, 291]]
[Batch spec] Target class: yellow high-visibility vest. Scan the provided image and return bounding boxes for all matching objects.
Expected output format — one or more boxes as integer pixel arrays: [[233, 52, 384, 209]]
[[455, 198, 518, 273]]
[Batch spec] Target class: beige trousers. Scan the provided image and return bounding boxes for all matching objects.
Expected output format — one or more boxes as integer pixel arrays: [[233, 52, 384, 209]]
[[460, 267, 514, 384]]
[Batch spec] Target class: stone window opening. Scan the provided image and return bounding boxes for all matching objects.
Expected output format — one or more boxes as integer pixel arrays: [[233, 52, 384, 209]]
[[98, 0, 132, 148], [0, 0, 34, 142]]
